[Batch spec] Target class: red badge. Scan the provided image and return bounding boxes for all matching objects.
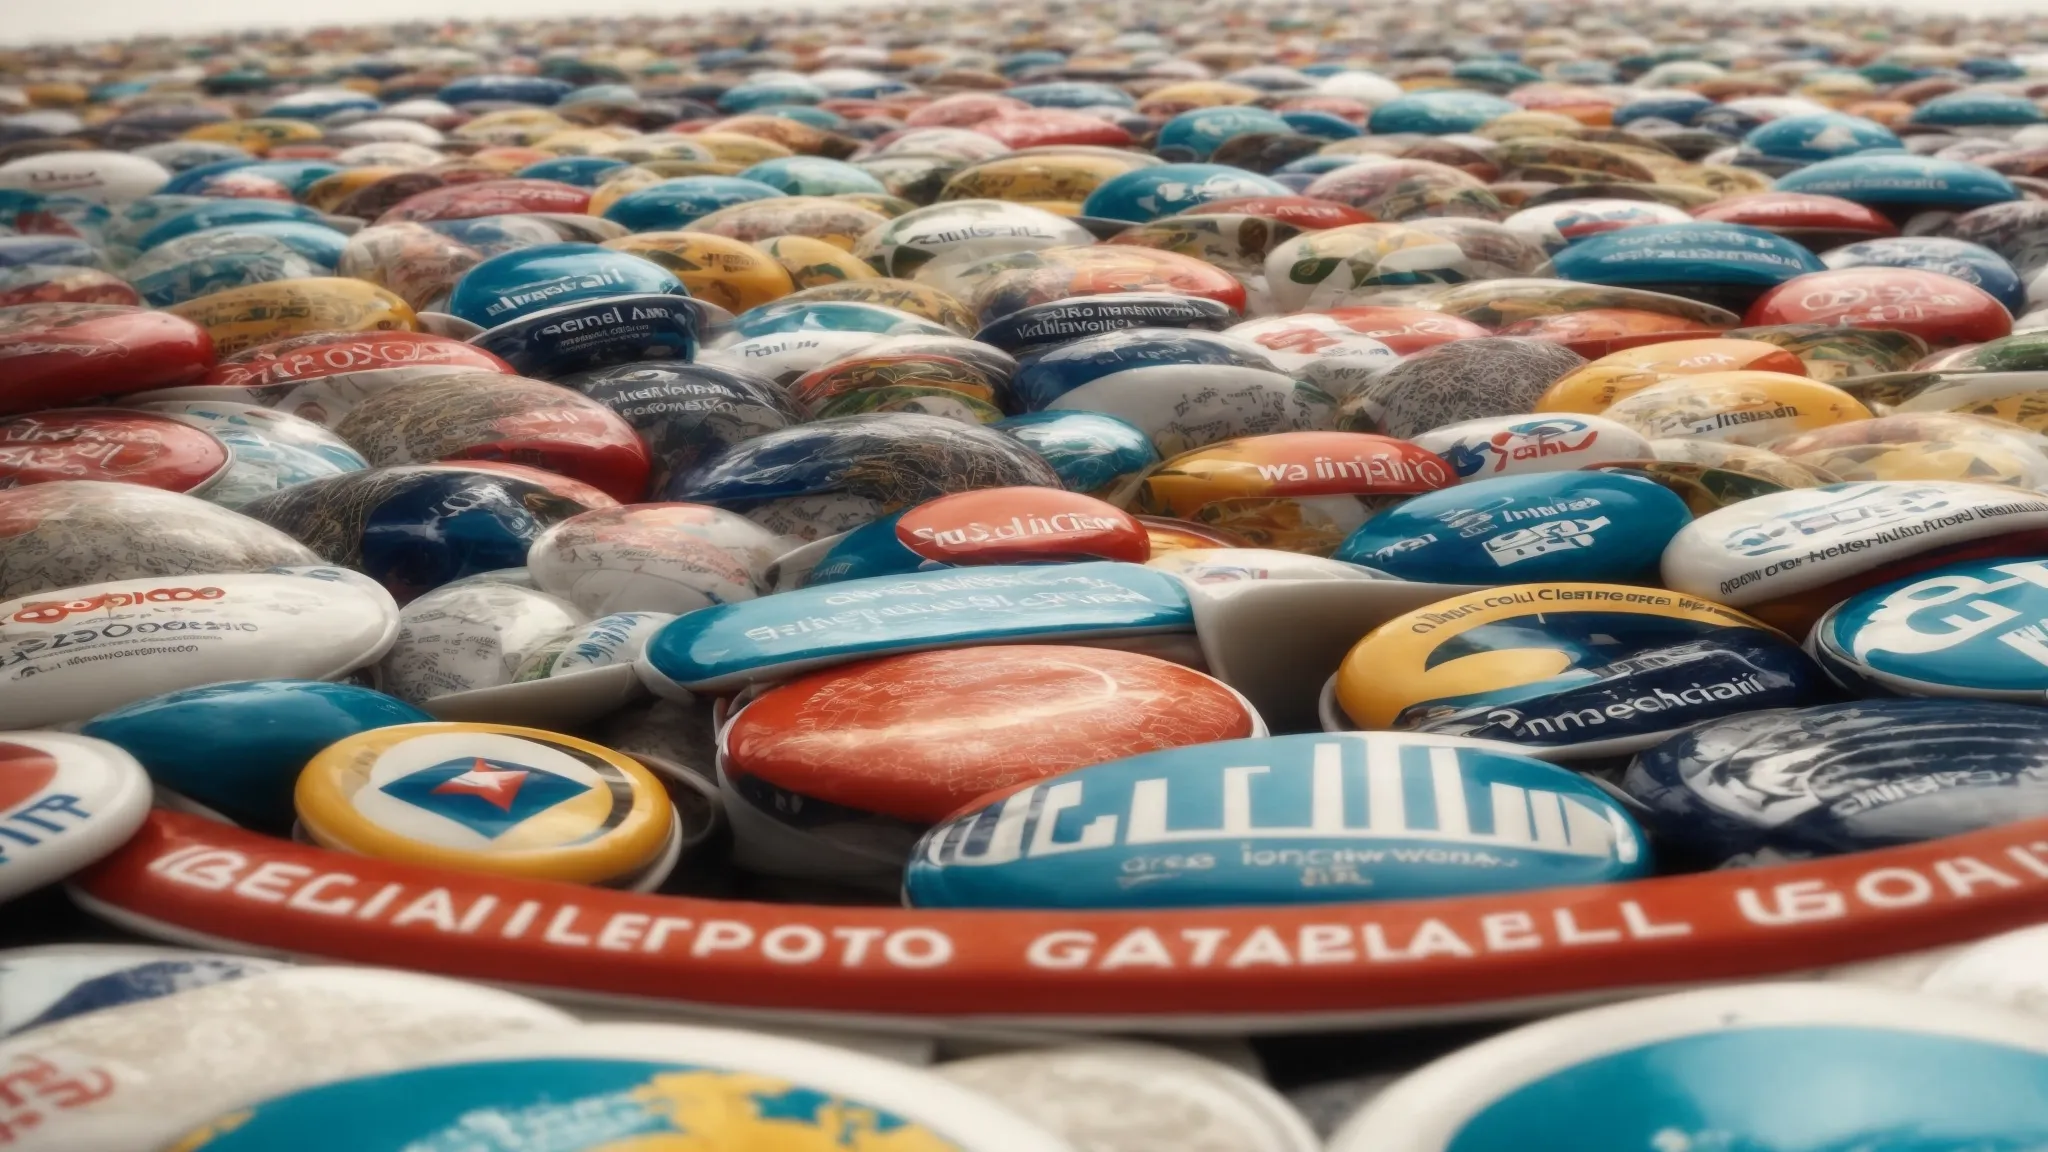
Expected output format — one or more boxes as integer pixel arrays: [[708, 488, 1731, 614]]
[[70, 809, 2048, 1028], [0, 741, 59, 810], [1187, 197, 1377, 230], [1691, 192, 1899, 245], [1497, 308, 1731, 359], [1746, 268, 2015, 349], [0, 305, 215, 416], [896, 486, 1149, 566], [903, 93, 1030, 128], [975, 109, 1135, 150], [725, 646, 1255, 823], [0, 409, 230, 493], [203, 331, 513, 389], [375, 179, 593, 225]]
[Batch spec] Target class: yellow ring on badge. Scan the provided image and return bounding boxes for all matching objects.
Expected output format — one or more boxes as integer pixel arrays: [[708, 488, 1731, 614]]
[[1335, 583, 1781, 730], [296, 722, 673, 886]]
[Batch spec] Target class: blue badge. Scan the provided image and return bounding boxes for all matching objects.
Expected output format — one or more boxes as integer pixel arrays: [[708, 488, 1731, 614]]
[[565, 360, 803, 495], [1434, 1026, 2048, 1152], [82, 680, 430, 834], [1811, 557, 2048, 699], [1623, 698, 2048, 865], [436, 75, 574, 106], [1775, 155, 2020, 211], [1155, 106, 1293, 163], [1080, 163, 1292, 223], [1010, 327, 1280, 412], [470, 292, 703, 380], [637, 562, 1192, 692], [600, 176, 786, 231], [1911, 91, 2046, 128], [738, 157, 887, 196], [447, 242, 686, 329], [1004, 81, 1136, 108], [729, 299, 955, 341], [1739, 113, 1902, 166], [994, 411, 1161, 500], [133, 199, 325, 252], [378, 755, 591, 837], [516, 155, 632, 188], [1366, 90, 1519, 135], [905, 732, 1650, 909], [802, 510, 925, 586], [1333, 471, 1692, 584], [1820, 236, 2026, 316], [974, 293, 1237, 357]]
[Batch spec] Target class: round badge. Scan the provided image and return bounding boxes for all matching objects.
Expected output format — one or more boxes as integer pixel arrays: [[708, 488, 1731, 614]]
[[725, 644, 1257, 826], [1412, 414, 1653, 481], [1600, 371, 1872, 446], [0, 944, 283, 1038], [1333, 583, 1824, 759], [1810, 557, 2048, 700], [295, 722, 677, 888], [896, 487, 1149, 566], [164, 1022, 1069, 1152], [1535, 337, 1811, 414], [0, 733, 151, 903], [525, 502, 785, 615], [0, 409, 230, 494], [906, 732, 1649, 908], [0, 568, 400, 730]]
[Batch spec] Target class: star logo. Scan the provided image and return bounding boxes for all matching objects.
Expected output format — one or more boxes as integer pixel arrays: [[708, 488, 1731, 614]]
[[378, 756, 590, 839]]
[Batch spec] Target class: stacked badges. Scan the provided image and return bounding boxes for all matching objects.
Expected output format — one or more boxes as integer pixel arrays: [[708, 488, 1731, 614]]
[[1333, 584, 1823, 759], [0, 733, 152, 903], [906, 732, 1649, 909], [294, 722, 678, 889], [1332, 471, 1691, 585]]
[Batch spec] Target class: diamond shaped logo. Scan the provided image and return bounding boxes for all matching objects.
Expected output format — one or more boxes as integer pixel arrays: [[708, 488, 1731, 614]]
[[378, 756, 591, 838]]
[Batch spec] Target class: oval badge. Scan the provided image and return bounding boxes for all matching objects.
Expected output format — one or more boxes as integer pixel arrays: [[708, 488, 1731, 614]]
[[526, 503, 785, 616], [1810, 557, 2048, 700], [0, 568, 399, 729], [1333, 583, 1823, 759], [1623, 699, 2048, 866], [1333, 471, 1692, 585], [0, 409, 231, 494], [1411, 415, 1652, 482], [906, 732, 1649, 908], [1660, 480, 2048, 631], [638, 562, 1194, 694]]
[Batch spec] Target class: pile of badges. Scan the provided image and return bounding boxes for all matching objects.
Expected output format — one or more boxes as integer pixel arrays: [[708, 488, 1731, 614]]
[[11, 0, 2048, 1146]]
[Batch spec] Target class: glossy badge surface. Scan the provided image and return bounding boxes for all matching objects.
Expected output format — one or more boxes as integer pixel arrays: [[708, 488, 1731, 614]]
[[0, 733, 150, 902], [906, 732, 1649, 909], [294, 722, 677, 888], [0, 568, 399, 730], [1333, 470, 1691, 585], [1810, 557, 2048, 700], [1333, 584, 1823, 759]]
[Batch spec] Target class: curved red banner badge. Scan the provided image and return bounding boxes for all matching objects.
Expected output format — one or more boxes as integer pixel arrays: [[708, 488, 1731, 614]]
[[73, 810, 2048, 1031]]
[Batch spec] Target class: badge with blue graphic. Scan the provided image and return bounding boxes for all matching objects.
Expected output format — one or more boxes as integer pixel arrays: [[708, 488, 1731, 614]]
[[1333, 471, 1691, 585], [1411, 414, 1652, 482], [1623, 698, 2048, 866], [637, 561, 1193, 693], [294, 723, 677, 888], [1333, 583, 1824, 759], [1811, 557, 2048, 700], [906, 732, 1649, 909]]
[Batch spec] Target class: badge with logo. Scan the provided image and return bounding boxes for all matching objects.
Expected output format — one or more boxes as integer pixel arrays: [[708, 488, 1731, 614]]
[[0, 733, 150, 903], [1332, 583, 1824, 759], [908, 732, 1650, 908], [294, 723, 679, 889], [1812, 557, 2048, 699], [1412, 415, 1651, 481]]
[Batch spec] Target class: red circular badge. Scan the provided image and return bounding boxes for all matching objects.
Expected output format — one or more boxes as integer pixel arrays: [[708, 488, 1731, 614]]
[[896, 486, 1149, 566], [0, 409, 231, 493], [1745, 268, 2015, 349], [1691, 192, 1899, 244], [724, 645, 1256, 823], [0, 305, 215, 416], [202, 331, 513, 389]]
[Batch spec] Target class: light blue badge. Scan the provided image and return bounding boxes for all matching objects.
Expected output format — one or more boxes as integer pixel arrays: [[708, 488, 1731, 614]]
[[1812, 557, 2048, 698], [906, 732, 1649, 909], [637, 561, 1193, 692]]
